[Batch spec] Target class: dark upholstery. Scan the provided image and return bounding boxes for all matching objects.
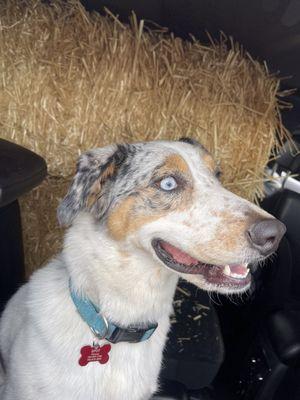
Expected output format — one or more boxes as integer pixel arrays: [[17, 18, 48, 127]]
[[0, 139, 47, 310]]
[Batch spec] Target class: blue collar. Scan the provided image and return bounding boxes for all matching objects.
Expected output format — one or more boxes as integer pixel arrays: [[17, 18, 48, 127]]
[[70, 283, 158, 344]]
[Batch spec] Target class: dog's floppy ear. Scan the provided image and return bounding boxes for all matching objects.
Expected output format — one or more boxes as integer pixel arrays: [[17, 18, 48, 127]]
[[57, 144, 128, 227]]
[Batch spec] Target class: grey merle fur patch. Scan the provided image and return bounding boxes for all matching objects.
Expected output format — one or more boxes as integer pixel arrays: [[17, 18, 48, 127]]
[[57, 144, 128, 226]]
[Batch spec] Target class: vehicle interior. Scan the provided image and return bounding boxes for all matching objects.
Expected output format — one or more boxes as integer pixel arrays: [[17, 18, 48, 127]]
[[1, 1, 300, 399]]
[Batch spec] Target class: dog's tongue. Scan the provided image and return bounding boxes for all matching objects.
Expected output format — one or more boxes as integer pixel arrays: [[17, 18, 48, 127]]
[[161, 241, 199, 266]]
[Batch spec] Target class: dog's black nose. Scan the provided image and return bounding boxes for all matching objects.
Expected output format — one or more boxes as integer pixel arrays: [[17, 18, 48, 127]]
[[247, 219, 286, 256]]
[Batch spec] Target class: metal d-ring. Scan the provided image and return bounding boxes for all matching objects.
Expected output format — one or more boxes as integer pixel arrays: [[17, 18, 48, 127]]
[[90, 315, 109, 340]]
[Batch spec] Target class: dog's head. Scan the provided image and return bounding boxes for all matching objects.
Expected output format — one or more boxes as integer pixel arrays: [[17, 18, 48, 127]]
[[58, 139, 285, 294]]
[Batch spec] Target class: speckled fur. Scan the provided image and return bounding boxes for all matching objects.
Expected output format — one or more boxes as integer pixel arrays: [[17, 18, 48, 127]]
[[0, 139, 274, 400]]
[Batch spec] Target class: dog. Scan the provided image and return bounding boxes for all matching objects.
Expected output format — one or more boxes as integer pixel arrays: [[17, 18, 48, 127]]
[[0, 138, 286, 400]]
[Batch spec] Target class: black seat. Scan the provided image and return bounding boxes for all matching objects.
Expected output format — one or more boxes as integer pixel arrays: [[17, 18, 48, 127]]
[[0, 139, 47, 311]]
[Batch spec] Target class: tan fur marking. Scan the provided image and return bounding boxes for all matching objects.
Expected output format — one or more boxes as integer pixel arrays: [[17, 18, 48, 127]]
[[213, 210, 258, 225], [193, 210, 255, 258], [86, 180, 101, 209], [217, 219, 248, 250], [216, 211, 249, 251], [192, 222, 246, 262], [100, 162, 116, 182], [107, 196, 164, 241], [202, 153, 216, 172], [212, 210, 238, 220], [159, 154, 190, 175], [86, 162, 116, 209]]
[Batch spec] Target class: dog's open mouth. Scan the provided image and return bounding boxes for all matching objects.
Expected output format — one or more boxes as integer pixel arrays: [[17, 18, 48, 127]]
[[152, 239, 251, 288]]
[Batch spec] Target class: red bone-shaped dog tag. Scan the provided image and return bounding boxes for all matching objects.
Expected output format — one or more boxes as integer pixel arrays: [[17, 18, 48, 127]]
[[78, 344, 111, 366]]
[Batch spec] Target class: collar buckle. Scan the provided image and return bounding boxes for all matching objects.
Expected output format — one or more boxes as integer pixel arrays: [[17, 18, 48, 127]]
[[107, 323, 158, 344]]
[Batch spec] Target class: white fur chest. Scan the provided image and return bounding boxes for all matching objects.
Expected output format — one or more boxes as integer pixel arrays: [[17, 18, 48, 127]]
[[0, 258, 177, 400], [29, 322, 171, 400], [51, 323, 171, 400]]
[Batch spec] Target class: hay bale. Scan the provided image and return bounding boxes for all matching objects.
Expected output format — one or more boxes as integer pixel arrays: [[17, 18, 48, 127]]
[[0, 0, 289, 275], [18, 176, 70, 276]]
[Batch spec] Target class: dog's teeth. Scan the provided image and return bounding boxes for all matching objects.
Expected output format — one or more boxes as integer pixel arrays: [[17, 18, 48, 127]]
[[231, 271, 248, 279], [223, 265, 231, 276], [243, 263, 250, 273], [222, 263, 249, 279]]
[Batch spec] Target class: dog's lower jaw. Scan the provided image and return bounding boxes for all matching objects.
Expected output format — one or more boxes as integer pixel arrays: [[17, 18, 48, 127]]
[[182, 272, 251, 295]]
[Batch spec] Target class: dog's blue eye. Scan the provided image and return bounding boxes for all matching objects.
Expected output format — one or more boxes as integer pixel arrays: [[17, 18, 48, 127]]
[[160, 176, 178, 191]]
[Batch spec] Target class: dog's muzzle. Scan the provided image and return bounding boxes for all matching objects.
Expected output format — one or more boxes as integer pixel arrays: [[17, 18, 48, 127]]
[[152, 239, 251, 290]]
